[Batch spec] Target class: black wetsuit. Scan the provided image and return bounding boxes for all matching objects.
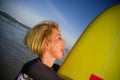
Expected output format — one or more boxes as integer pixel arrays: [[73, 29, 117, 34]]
[[15, 57, 63, 80]]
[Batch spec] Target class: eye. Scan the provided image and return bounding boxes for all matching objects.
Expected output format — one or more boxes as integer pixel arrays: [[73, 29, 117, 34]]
[[58, 37, 62, 40], [59, 37, 61, 39]]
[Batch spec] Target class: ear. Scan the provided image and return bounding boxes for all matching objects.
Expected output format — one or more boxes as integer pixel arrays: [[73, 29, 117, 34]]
[[43, 39, 50, 50]]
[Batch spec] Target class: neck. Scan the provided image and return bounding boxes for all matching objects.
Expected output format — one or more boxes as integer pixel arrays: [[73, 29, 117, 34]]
[[40, 52, 56, 68]]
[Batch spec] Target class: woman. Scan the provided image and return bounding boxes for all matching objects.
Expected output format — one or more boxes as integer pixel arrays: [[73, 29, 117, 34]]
[[16, 20, 66, 80]]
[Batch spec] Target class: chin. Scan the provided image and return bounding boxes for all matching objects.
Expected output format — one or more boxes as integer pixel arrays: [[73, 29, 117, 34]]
[[57, 56, 63, 60]]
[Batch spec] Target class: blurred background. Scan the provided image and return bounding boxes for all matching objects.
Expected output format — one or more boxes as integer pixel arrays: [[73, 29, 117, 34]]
[[0, 0, 120, 80]]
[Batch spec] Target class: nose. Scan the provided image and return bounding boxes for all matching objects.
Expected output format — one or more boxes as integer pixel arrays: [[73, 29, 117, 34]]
[[63, 39, 66, 45]]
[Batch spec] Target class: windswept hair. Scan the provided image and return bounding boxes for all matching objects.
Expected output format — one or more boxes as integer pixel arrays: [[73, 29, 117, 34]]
[[24, 20, 59, 56]]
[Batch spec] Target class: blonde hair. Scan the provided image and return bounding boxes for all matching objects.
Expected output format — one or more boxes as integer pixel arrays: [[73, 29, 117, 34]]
[[24, 20, 59, 56]]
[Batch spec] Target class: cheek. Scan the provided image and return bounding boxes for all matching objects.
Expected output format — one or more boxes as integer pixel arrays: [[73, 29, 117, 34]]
[[52, 40, 59, 47], [51, 41, 61, 53], [54, 42, 61, 49], [52, 43, 59, 51]]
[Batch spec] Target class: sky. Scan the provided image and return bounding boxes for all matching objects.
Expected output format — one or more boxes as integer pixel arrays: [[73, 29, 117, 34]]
[[0, 0, 120, 49]]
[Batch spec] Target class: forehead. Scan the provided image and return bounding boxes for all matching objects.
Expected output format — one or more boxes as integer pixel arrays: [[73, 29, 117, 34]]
[[51, 28, 61, 36], [52, 28, 60, 33], [46, 28, 60, 40], [47, 28, 61, 41]]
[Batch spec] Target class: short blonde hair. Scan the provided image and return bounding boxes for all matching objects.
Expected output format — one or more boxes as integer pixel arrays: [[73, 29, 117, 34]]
[[24, 20, 59, 56]]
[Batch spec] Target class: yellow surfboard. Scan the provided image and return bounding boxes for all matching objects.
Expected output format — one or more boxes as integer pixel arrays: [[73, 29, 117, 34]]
[[58, 4, 120, 80]]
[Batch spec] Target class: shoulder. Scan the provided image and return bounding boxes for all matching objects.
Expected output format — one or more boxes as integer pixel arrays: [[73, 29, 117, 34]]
[[17, 58, 63, 80], [21, 58, 41, 73]]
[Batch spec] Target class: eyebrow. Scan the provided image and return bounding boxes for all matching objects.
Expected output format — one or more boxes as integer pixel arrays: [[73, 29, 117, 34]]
[[57, 34, 61, 36], [55, 34, 61, 37], [58, 34, 61, 35]]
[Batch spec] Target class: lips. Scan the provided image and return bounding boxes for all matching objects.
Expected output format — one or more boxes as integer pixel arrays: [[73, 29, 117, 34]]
[[61, 49, 65, 55]]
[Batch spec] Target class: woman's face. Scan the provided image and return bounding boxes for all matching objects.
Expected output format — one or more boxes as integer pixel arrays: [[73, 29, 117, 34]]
[[48, 28, 66, 60]]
